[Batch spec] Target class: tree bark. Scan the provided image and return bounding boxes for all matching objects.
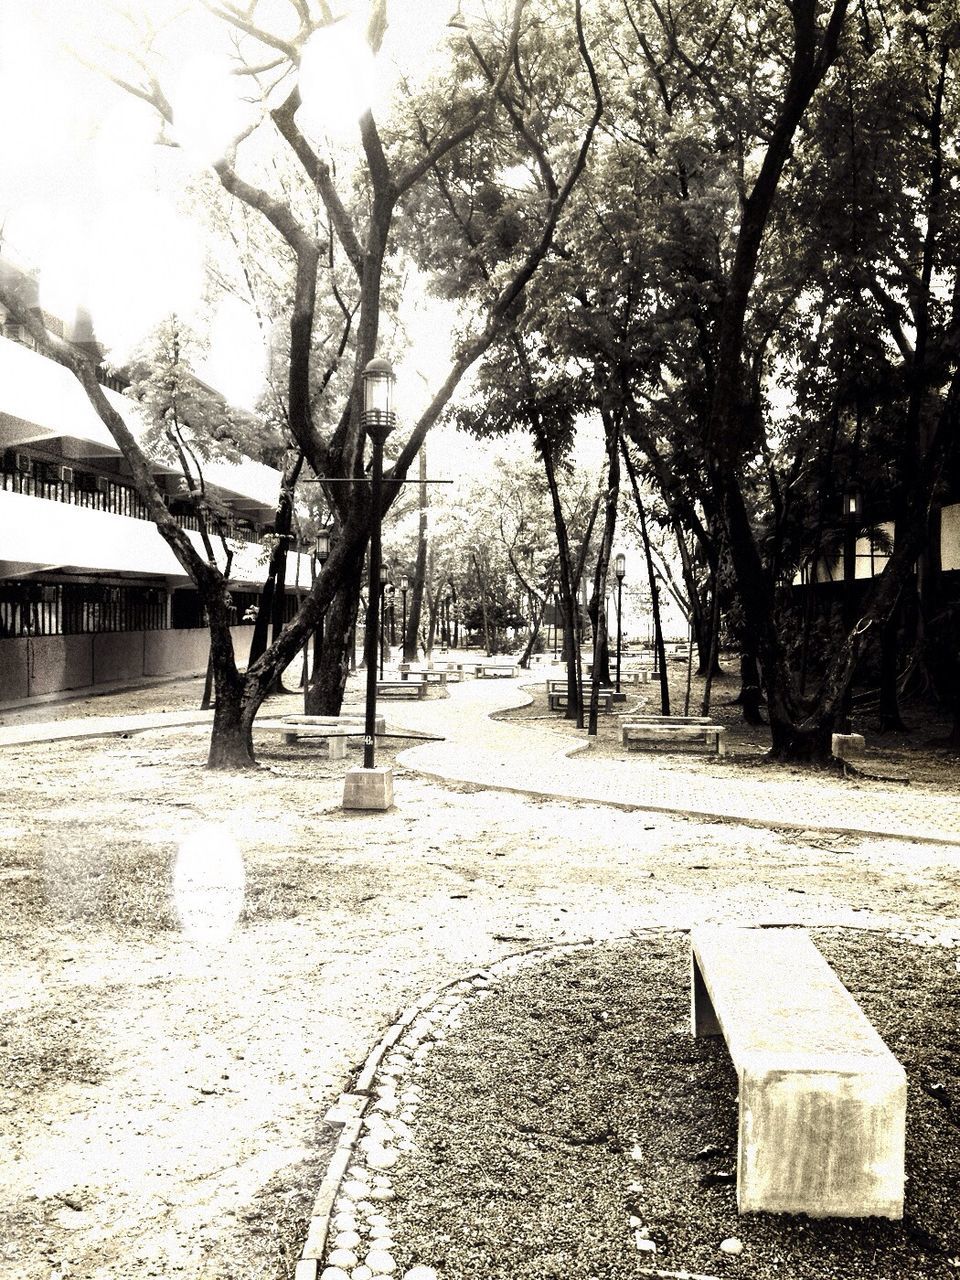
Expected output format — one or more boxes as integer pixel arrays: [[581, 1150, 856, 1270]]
[[622, 441, 670, 714], [587, 409, 621, 735]]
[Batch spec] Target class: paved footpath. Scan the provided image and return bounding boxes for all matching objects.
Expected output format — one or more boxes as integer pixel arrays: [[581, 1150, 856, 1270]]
[[0, 709, 214, 748], [389, 672, 960, 847], [3, 674, 958, 845]]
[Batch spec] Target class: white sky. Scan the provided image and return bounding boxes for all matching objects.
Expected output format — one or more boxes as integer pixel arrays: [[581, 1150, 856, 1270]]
[[0, 1, 479, 407]]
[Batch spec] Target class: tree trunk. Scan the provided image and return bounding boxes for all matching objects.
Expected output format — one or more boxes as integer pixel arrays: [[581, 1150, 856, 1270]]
[[205, 611, 256, 769], [622, 441, 670, 714], [248, 452, 303, 681], [587, 409, 621, 735], [877, 593, 908, 732], [473, 554, 491, 655], [767, 707, 839, 765], [426, 585, 442, 656], [700, 563, 723, 716], [537, 428, 581, 722], [732, 647, 766, 725], [403, 451, 429, 662], [518, 596, 544, 668], [307, 573, 361, 715]]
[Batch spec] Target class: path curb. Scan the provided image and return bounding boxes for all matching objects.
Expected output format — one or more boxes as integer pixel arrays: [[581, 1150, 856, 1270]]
[[295, 940, 595, 1279]]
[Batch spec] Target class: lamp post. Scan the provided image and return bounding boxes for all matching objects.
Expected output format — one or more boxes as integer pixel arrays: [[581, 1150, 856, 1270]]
[[305, 527, 331, 712], [400, 574, 408, 655], [347, 357, 396, 807], [614, 552, 625, 693], [842, 484, 862, 628], [379, 563, 388, 679], [841, 483, 863, 732]]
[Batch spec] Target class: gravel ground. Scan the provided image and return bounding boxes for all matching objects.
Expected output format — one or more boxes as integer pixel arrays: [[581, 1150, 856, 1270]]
[[1, 665, 958, 1280], [383, 930, 960, 1280]]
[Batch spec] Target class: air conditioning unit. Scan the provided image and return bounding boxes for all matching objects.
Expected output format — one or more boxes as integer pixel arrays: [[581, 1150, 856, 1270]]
[[95, 476, 110, 493], [5, 451, 32, 474]]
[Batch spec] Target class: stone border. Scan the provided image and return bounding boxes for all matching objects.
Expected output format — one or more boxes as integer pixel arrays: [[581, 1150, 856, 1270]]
[[294, 939, 596, 1280]]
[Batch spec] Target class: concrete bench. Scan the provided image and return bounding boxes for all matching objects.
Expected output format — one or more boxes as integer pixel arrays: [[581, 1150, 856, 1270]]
[[254, 719, 347, 759], [620, 668, 652, 684], [281, 714, 384, 748], [480, 663, 517, 678], [622, 720, 726, 754], [377, 680, 427, 699], [629, 714, 712, 724], [550, 689, 613, 713], [690, 926, 906, 1218], [399, 668, 448, 687]]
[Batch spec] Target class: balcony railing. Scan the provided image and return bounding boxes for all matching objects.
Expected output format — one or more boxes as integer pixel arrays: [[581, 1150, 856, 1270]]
[[0, 467, 306, 550]]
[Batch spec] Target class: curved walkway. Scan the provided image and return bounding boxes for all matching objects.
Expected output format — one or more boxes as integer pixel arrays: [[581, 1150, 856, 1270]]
[[390, 673, 960, 847], [3, 673, 958, 845]]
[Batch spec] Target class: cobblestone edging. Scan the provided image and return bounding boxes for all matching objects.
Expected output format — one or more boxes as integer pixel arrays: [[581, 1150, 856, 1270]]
[[294, 940, 596, 1280]]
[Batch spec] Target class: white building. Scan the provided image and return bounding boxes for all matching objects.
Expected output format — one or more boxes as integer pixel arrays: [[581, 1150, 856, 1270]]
[[0, 304, 311, 705]]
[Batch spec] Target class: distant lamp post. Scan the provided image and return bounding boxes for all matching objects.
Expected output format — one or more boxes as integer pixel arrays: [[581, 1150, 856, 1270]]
[[379, 563, 389, 679], [400, 574, 409, 654], [841, 482, 863, 732], [343, 357, 396, 811], [614, 552, 626, 693], [842, 483, 863, 617], [306, 527, 332, 712]]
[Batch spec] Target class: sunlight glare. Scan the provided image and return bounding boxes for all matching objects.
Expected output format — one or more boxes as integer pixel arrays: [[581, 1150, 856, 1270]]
[[198, 295, 267, 410], [173, 825, 246, 944], [84, 193, 205, 357], [169, 54, 258, 168], [297, 16, 376, 143]]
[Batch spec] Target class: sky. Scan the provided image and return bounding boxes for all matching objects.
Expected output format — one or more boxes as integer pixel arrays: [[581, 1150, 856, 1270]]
[[0, 1, 669, 621], [0, 1, 473, 408]]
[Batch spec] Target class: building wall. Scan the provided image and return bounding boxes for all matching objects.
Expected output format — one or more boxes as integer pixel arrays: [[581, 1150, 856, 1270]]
[[0, 625, 257, 703]]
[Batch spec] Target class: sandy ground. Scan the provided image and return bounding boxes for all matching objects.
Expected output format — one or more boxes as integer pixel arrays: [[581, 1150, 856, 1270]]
[[1, 671, 958, 1279]]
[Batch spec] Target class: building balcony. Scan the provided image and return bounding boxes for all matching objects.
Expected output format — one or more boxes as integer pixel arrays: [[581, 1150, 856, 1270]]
[[0, 488, 314, 588]]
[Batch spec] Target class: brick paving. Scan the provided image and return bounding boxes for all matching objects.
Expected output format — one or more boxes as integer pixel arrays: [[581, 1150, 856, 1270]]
[[389, 670, 960, 847]]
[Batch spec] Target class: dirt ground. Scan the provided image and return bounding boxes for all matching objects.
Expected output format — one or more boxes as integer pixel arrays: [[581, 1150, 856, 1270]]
[[1, 668, 958, 1280]]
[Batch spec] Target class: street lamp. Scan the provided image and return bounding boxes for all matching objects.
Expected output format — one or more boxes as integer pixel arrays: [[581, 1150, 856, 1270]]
[[345, 356, 396, 809], [379, 563, 389, 679], [400, 574, 409, 656], [842, 484, 863, 620], [614, 552, 625, 693], [305, 527, 331, 712], [841, 483, 863, 731]]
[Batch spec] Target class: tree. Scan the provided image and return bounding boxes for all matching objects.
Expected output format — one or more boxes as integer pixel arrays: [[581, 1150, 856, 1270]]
[[1, 0, 601, 767]]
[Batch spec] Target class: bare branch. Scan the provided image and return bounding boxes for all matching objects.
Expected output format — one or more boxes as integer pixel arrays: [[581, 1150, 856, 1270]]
[[270, 87, 365, 275]]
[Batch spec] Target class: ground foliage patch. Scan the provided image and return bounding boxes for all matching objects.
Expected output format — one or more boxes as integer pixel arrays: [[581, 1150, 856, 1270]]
[[390, 930, 960, 1279]]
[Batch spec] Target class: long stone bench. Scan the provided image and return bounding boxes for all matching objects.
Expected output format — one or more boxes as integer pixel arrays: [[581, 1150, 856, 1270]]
[[480, 663, 517, 678], [619, 668, 652, 684], [622, 719, 726, 755], [690, 926, 906, 1218], [399, 668, 448, 686], [376, 679, 427, 699], [281, 713, 384, 748], [254, 719, 347, 759], [550, 689, 613, 713]]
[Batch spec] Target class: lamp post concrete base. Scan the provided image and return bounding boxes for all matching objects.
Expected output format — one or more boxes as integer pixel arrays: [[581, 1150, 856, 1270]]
[[342, 765, 394, 811]]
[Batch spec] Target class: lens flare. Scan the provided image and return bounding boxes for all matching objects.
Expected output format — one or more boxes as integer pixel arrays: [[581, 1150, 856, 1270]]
[[173, 825, 245, 943]]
